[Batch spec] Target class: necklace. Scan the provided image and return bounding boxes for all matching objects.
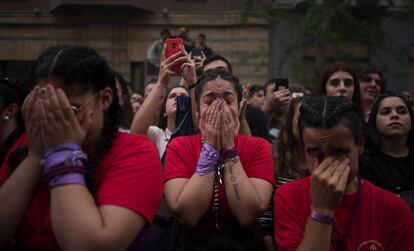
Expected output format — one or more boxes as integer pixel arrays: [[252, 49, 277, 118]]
[[201, 137, 221, 230], [330, 176, 363, 251]]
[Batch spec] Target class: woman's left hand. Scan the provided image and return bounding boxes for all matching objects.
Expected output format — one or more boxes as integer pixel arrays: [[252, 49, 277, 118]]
[[220, 103, 237, 150], [37, 85, 92, 148]]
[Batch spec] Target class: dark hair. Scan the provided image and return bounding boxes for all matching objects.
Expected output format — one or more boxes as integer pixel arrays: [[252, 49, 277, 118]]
[[319, 62, 363, 119], [358, 64, 386, 92], [198, 33, 207, 40], [160, 28, 171, 37], [0, 77, 28, 166], [146, 77, 158, 85], [264, 79, 276, 96], [114, 71, 134, 129], [158, 85, 189, 130], [367, 92, 414, 151], [248, 84, 264, 98], [276, 96, 309, 179], [203, 54, 233, 74], [264, 78, 288, 96], [299, 95, 362, 144], [195, 69, 242, 108], [31, 45, 120, 193]]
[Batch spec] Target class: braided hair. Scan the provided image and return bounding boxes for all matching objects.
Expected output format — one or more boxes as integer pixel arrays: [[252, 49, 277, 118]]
[[0, 77, 28, 167], [299, 95, 362, 144], [31, 45, 120, 193]]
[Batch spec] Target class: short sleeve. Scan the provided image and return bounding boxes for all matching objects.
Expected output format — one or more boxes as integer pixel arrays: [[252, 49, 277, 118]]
[[163, 137, 196, 181], [243, 137, 275, 186], [147, 126, 163, 144], [274, 183, 307, 251], [95, 134, 163, 224], [385, 196, 414, 249]]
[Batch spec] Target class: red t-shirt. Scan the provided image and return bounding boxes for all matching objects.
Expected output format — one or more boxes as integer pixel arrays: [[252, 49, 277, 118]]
[[0, 133, 27, 184], [274, 177, 414, 251], [0, 132, 164, 251], [164, 133, 275, 217]]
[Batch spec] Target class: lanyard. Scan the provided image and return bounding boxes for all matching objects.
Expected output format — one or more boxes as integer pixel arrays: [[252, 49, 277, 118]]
[[331, 176, 362, 251]]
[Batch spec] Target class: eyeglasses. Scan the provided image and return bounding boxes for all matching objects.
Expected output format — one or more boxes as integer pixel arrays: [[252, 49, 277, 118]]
[[71, 92, 100, 115], [360, 76, 381, 86]]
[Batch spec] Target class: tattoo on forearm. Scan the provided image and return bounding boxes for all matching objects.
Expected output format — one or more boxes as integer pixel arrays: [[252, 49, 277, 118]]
[[228, 162, 241, 200]]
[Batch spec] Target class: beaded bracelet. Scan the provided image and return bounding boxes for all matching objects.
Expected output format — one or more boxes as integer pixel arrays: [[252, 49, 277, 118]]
[[221, 147, 239, 162]]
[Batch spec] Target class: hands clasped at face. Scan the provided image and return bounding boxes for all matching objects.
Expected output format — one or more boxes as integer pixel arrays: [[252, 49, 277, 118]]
[[22, 85, 91, 155], [200, 97, 237, 151]]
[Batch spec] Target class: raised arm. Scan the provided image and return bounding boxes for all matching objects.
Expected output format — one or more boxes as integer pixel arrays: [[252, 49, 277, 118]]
[[131, 49, 184, 135], [220, 104, 272, 226], [238, 84, 252, 136]]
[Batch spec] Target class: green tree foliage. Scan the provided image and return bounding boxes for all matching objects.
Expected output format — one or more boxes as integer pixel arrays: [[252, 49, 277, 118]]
[[243, 0, 414, 86]]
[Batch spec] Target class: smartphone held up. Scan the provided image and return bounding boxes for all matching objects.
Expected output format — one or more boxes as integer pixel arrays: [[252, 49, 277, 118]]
[[165, 37, 184, 74]]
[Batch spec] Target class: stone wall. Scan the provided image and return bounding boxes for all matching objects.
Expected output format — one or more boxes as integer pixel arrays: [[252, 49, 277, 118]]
[[0, 12, 269, 92]]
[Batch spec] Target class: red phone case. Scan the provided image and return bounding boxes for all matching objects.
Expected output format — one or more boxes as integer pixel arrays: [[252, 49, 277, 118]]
[[165, 38, 184, 74]]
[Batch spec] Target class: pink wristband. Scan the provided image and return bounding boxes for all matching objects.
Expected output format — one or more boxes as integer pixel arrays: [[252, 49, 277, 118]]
[[309, 210, 334, 225]]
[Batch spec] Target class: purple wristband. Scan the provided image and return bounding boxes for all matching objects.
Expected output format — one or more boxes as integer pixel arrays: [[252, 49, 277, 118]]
[[309, 210, 334, 225], [42, 143, 81, 159], [41, 143, 87, 186], [49, 172, 86, 188], [196, 143, 219, 176], [221, 147, 239, 161]]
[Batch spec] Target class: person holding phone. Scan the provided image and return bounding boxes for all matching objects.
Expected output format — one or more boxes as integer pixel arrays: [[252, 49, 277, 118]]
[[274, 95, 414, 251], [263, 78, 292, 142]]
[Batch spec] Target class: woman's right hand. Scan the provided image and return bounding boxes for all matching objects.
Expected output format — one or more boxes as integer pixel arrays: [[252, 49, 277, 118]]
[[21, 86, 44, 157], [158, 47, 185, 87], [199, 98, 223, 149], [310, 156, 350, 216]]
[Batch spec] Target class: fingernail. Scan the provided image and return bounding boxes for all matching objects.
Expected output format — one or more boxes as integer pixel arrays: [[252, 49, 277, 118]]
[[39, 88, 46, 96]]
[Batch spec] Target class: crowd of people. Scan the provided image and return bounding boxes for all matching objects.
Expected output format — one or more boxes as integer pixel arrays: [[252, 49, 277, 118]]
[[0, 34, 414, 251]]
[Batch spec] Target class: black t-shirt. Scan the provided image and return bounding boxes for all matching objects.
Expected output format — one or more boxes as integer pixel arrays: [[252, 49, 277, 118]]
[[359, 150, 414, 193], [245, 105, 269, 141]]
